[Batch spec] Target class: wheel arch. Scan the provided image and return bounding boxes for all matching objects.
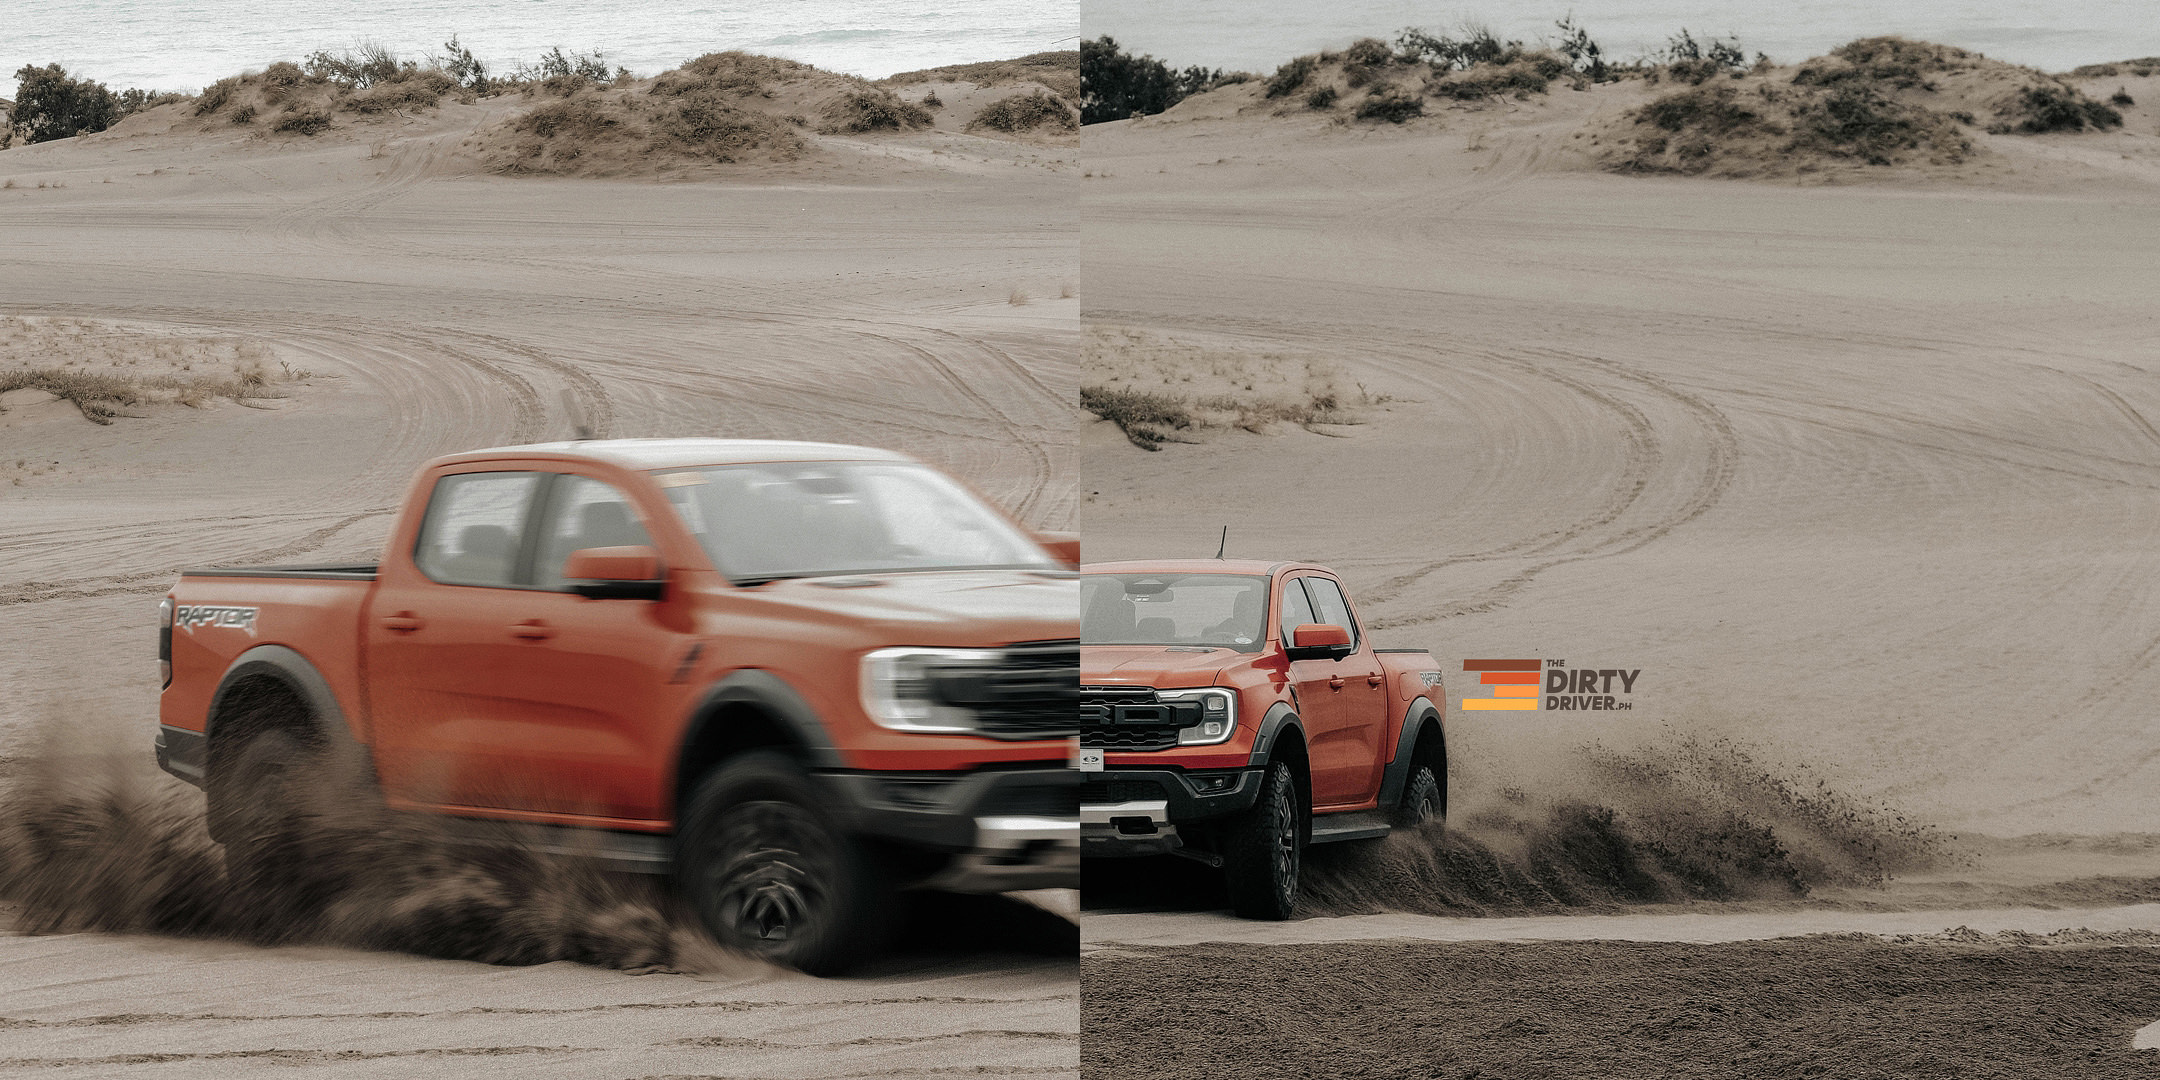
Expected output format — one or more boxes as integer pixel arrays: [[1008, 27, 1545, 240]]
[[1376, 696, 1446, 812], [673, 669, 843, 821], [203, 645, 362, 842]]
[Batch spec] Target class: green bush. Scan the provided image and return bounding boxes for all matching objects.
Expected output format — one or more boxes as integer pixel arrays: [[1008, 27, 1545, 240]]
[[1306, 86, 1339, 109], [11, 64, 120, 143], [1080, 37, 1221, 123]]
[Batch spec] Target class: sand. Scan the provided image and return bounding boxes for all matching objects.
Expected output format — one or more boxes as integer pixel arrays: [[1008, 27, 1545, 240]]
[[1073, 59, 2160, 1071], [1083, 937, 2160, 1079], [1080, 70, 2160, 842], [0, 71, 1076, 1078]]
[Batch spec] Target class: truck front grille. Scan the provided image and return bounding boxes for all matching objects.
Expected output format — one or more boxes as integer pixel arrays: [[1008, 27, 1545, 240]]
[[1079, 686, 1191, 753], [944, 640, 1079, 740]]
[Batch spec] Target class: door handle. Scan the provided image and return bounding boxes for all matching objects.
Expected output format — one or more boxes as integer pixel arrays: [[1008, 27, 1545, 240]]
[[510, 620, 555, 640], [1329, 677, 1346, 690], [1368, 674, 1385, 687], [380, 612, 423, 632]]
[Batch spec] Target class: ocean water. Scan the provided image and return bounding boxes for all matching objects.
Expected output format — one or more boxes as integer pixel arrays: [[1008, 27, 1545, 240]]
[[5, 0, 1076, 92], [1081, 0, 2160, 75]]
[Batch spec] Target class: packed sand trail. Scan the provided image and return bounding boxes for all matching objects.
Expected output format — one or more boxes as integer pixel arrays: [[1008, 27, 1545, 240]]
[[1081, 64, 2160, 925], [0, 70, 1076, 1079]]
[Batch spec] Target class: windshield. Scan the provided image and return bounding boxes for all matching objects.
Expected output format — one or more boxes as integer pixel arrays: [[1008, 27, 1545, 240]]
[[1081, 573, 1270, 652], [656, 461, 1053, 584]]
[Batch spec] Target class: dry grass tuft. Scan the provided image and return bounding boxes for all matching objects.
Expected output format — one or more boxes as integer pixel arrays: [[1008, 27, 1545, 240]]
[[882, 51, 1079, 98], [967, 91, 1077, 133], [0, 317, 306, 426], [1084, 326, 1382, 450], [816, 88, 933, 134], [653, 52, 815, 98], [1080, 386, 1193, 450]]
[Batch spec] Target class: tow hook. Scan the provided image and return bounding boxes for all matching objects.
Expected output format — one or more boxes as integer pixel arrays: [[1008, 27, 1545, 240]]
[[1170, 845, 1225, 869]]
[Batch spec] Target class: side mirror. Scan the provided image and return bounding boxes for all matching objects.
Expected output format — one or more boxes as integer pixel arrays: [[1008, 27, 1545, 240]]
[[1284, 622, 1354, 661], [563, 545, 666, 600], [1036, 530, 1080, 569]]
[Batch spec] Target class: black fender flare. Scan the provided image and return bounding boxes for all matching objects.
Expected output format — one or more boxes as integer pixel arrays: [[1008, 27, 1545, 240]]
[[207, 644, 360, 749], [1375, 696, 1444, 809], [1247, 701, 1303, 767], [680, 668, 846, 774]]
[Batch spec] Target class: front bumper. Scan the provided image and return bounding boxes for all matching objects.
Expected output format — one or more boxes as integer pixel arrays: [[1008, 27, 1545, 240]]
[[825, 765, 1078, 892], [1080, 767, 1263, 857]]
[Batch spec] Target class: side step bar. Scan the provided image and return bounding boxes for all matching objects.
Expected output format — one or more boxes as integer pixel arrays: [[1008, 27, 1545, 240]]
[[1307, 811, 1391, 845]]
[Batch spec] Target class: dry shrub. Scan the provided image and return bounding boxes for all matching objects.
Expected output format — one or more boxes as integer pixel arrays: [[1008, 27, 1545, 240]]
[[1791, 84, 1968, 164], [229, 104, 256, 125], [654, 51, 814, 98], [882, 51, 1079, 98], [513, 95, 619, 140], [816, 88, 932, 134], [258, 60, 311, 102], [652, 90, 807, 161], [273, 105, 332, 135], [1264, 55, 1318, 98], [345, 69, 457, 113], [1989, 83, 2124, 133], [967, 91, 1076, 133], [193, 78, 237, 116], [1338, 37, 1398, 88], [1792, 36, 1977, 91], [1081, 386, 1192, 450], [1356, 84, 1424, 123], [1427, 54, 1569, 99], [2073, 57, 2160, 78]]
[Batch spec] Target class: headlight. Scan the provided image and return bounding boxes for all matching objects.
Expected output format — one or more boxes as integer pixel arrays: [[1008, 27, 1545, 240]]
[[1159, 687, 1238, 745], [860, 647, 1001, 734]]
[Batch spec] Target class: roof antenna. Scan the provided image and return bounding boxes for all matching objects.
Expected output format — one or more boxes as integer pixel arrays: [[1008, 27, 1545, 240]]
[[1215, 525, 1228, 559], [561, 389, 594, 442]]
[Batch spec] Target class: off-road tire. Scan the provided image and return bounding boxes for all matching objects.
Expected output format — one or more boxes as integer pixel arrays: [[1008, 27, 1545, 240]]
[[1222, 760, 1302, 919], [211, 726, 327, 912], [1393, 762, 1445, 828], [675, 750, 892, 976]]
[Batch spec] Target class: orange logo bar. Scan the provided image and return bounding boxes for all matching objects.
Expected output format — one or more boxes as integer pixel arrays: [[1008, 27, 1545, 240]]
[[1461, 659, 1540, 710]]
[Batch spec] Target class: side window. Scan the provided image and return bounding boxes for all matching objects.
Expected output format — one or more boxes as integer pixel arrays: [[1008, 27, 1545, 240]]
[[1302, 576, 1361, 650], [1278, 577, 1316, 641], [534, 475, 654, 590], [414, 472, 543, 587]]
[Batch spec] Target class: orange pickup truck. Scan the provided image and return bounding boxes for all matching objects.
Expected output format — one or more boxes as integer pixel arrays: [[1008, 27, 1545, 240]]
[[1079, 560, 1446, 918], [156, 438, 1079, 973]]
